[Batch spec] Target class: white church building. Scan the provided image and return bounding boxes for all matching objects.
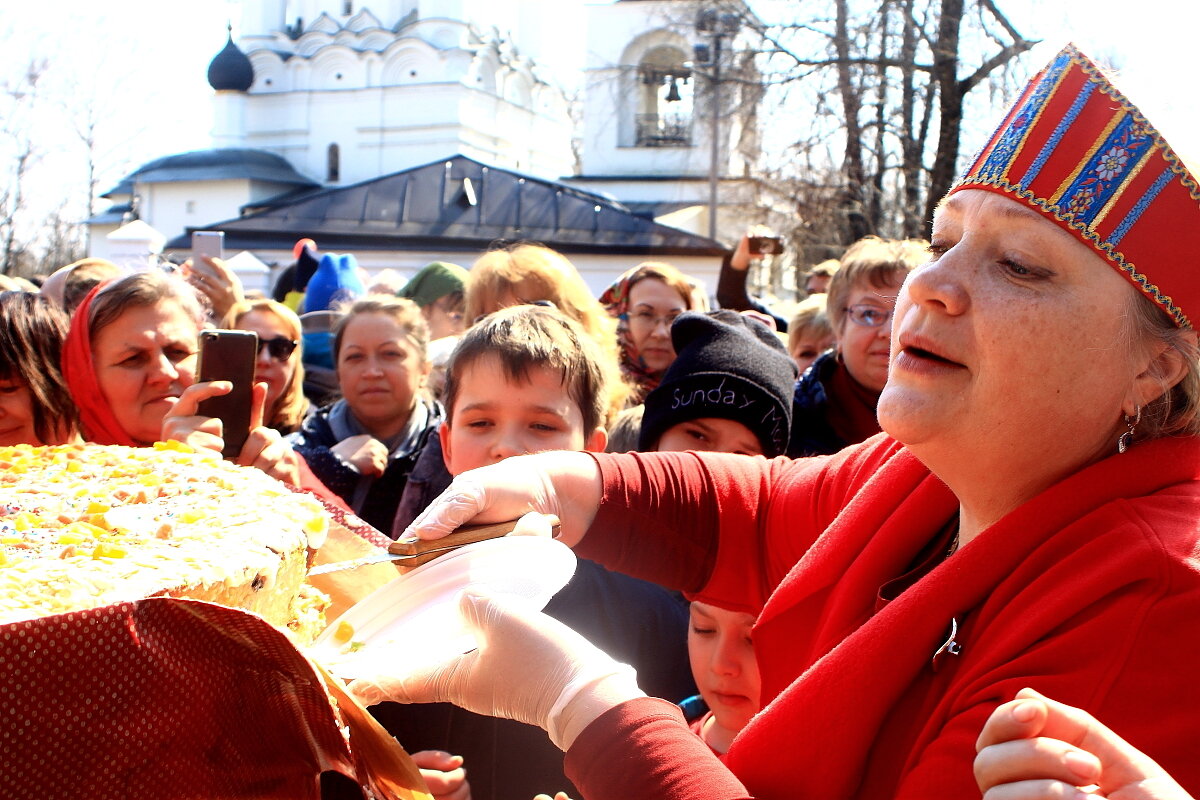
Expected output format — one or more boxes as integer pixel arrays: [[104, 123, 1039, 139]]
[[88, 0, 765, 297]]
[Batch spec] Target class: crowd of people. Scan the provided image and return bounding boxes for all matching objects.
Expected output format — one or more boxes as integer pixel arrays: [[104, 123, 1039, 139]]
[[3, 43, 1199, 800]]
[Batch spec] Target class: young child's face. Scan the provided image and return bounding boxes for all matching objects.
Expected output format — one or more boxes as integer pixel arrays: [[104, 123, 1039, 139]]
[[442, 353, 605, 475], [657, 418, 763, 457], [688, 601, 761, 738]]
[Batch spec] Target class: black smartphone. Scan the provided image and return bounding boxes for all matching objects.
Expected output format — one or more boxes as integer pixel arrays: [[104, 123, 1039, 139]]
[[748, 235, 783, 256], [196, 329, 258, 458]]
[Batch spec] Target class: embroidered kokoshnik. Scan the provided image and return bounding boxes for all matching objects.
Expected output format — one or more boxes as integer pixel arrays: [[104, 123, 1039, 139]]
[[950, 44, 1200, 328]]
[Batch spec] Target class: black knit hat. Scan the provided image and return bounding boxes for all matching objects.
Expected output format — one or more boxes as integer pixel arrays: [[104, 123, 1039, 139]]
[[639, 310, 798, 456]]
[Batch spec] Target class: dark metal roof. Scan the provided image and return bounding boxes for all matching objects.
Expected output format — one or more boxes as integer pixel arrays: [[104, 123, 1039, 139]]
[[84, 203, 132, 226], [624, 201, 699, 220], [101, 179, 134, 199], [165, 155, 727, 257], [208, 35, 255, 92], [109, 148, 318, 190]]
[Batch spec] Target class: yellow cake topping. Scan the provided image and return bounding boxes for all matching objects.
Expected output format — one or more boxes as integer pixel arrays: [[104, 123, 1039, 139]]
[[0, 443, 330, 638]]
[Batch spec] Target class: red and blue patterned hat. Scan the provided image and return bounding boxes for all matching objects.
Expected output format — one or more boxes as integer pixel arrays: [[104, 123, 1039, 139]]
[[949, 44, 1200, 327]]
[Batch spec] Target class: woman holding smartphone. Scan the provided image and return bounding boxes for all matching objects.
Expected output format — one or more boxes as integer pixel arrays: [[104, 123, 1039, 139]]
[[60, 272, 338, 503]]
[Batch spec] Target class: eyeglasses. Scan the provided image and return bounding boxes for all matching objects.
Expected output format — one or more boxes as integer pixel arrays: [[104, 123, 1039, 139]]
[[627, 310, 683, 329], [258, 335, 298, 362], [844, 304, 894, 328]]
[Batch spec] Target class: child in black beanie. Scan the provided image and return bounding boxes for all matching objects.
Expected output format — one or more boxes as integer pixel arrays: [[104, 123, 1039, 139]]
[[638, 309, 798, 457]]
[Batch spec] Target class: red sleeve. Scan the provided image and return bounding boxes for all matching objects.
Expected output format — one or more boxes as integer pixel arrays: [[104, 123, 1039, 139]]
[[564, 698, 752, 800], [578, 436, 906, 613]]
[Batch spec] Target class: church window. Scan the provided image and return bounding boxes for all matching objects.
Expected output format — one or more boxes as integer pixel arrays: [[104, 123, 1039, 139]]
[[635, 46, 693, 147], [327, 144, 340, 183], [343, 1, 352, 15]]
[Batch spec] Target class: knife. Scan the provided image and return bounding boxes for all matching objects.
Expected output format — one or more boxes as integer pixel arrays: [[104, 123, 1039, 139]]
[[307, 516, 561, 576]]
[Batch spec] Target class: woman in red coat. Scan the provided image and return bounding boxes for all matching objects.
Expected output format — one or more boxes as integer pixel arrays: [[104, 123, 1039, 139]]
[[354, 45, 1200, 799]]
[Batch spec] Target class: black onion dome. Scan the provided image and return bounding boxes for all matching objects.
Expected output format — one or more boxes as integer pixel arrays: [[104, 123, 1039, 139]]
[[207, 34, 254, 92]]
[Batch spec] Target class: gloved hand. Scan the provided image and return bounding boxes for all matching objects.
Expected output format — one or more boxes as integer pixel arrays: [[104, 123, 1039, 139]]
[[348, 590, 645, 751], [398, 451, 602, 548]]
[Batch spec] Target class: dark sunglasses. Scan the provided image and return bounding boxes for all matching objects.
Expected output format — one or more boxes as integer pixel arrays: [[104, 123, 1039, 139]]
[[258, 335, 298, 362]]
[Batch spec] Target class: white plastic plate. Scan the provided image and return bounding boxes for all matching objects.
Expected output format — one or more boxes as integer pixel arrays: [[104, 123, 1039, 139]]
[[309, 536, 577, 679]]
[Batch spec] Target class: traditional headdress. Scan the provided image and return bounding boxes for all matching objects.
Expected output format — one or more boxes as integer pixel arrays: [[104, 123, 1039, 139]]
[[950, 44, 1200, 327]]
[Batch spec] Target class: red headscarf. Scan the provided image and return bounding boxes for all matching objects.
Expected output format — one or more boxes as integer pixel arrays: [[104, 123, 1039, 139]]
[[61, 282, 138, 446]]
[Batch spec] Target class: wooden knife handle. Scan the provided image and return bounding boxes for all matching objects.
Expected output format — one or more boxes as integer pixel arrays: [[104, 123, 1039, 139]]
[[387, 516, 562, 565]]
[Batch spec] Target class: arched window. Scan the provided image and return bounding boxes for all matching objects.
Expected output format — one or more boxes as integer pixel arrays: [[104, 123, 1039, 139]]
[[636, 45, 693, 147], [327, 143, 340, 183], [343, 1, 353, 15]]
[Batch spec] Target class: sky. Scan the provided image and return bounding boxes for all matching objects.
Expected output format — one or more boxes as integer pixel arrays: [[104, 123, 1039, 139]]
[[0, 0, 1196, 240]]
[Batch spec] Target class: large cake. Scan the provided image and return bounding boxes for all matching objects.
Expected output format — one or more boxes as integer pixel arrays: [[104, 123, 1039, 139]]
[[0, 441, 330, 641]]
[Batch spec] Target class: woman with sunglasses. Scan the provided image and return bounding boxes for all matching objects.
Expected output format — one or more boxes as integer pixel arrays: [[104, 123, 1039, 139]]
[[788, 235, 928, 457], [223, 299, 308, 435]]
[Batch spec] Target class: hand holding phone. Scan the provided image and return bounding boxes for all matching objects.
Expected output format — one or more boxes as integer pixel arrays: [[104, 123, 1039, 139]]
[[748, 235, 783, 256], [196, 330, 258, 458]]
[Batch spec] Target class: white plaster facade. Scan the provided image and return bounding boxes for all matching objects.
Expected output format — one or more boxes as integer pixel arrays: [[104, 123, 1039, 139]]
[[566, 0, 763, 243], [227, 2, 575, 185]]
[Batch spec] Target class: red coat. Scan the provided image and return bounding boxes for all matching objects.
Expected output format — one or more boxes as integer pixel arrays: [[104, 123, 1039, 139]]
[[566, 434, 1200, 799]]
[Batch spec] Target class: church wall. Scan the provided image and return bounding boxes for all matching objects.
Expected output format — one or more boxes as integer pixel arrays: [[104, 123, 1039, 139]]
[[137, 180, 257, 244]]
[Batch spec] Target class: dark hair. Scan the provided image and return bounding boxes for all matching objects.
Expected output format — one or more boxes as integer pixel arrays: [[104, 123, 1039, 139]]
[[0, 292, 78, 443], [444, 304, 612, 435]]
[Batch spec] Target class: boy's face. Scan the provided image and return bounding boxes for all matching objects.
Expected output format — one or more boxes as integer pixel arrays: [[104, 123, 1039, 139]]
[[688, 601, 761, 737], [442, 353, 606, 475], [656, 417, 764, 457]]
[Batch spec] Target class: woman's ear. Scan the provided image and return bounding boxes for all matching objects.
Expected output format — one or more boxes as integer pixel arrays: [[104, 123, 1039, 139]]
[[1127, 331, 1195, 413]]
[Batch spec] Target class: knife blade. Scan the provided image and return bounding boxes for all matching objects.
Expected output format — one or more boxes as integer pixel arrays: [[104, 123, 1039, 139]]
[[307, 516, 561, 576]]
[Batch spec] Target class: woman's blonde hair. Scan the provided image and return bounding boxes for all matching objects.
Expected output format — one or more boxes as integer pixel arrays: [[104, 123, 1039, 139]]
[[466, 243, 629, 420], [826, 236, 927, 335], [223, 298, 308, 435], [1126, 290, 1200, 439]]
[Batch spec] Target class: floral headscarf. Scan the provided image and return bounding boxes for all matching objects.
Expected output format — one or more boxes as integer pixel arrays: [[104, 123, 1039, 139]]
[[600, 265, 690, 404], [61, 282, 138, 446]]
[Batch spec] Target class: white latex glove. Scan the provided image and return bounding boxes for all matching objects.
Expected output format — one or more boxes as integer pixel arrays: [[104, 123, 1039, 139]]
[[348, 590, 644, 751], [398, 451, 602, 548]]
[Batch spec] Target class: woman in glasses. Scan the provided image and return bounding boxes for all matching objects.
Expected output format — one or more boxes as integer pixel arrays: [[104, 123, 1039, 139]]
[[223, 299, 308, 435], [788, 235, 927, 456], [599, 262, 697, 405]]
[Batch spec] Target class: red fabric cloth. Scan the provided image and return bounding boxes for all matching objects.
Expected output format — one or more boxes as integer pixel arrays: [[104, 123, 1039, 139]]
[[61, 282, 137, 446], [567, 435, 1200, 799]]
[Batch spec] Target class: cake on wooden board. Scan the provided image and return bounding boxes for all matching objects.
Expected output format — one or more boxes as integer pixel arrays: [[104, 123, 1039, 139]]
[[0, 441, 330, 641]]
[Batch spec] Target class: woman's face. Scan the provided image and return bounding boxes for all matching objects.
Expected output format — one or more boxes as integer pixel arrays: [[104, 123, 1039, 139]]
[[0, 378, 38, 446], [790, 333, 834, 375], [837, 278, 901, 393], [236, 309, 296, 417], [626, 278, 688, 373], [92, 302, 199, 445], [878, 189, 1149, 475], [336, 312, 428, 436]]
